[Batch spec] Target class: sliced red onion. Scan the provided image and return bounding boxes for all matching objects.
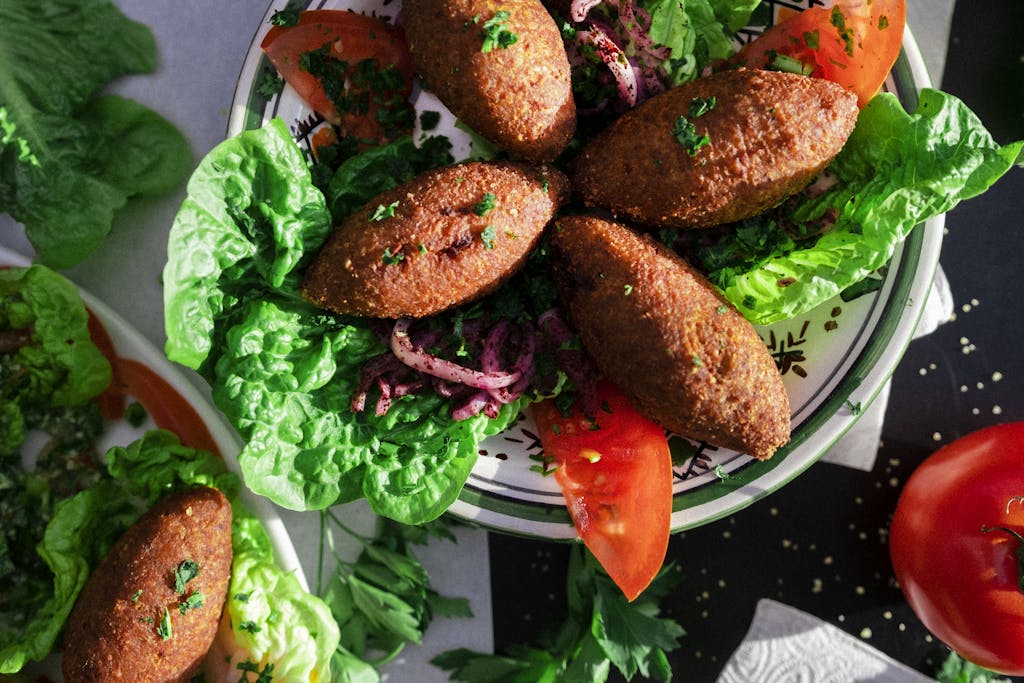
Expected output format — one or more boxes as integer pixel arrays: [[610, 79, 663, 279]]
[[391, 319, 521, 389], [452, 390, 501, 420], [570, 0, 605, 23], [578, 26, 639, 107]]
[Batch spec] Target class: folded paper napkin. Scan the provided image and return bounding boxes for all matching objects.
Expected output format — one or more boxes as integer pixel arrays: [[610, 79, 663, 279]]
[[820, 266, 954, 472], [716, 599, 935, 683]]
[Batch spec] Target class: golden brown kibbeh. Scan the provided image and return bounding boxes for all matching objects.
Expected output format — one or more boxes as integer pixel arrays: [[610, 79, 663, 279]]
[[551, 215, 790, 459], [404, 0, 576, 162], [302, 161, 569, 318], [62, 486, 233, 683], [572, 69, 859, 229]]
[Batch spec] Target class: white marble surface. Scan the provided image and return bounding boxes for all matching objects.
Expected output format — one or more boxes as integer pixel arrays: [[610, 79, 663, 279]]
[[0, 1, 956, 680]]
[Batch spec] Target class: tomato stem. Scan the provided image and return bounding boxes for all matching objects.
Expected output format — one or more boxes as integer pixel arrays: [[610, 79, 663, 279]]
[[981, 525, 1024, 594]]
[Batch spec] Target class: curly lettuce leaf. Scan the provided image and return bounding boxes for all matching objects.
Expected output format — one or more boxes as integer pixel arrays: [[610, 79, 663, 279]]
[[707, 89, 1024, 325], [0, 0, 190, 268], [165, 120, 515, 523], [644, 0, 760, 85]]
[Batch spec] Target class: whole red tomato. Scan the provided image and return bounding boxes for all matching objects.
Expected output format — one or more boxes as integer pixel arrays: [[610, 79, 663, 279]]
[[890, 422, 1024, 675]]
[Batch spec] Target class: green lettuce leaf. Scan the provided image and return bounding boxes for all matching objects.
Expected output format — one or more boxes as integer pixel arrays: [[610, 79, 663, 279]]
[[164, 119, 521, 523], [705, 89, 1024, 324], [644, 0, 760, 85], [0, 0, 190, 268]]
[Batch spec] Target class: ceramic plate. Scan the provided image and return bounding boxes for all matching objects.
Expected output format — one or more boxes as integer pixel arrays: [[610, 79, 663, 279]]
[[230, 1, 943, 538]]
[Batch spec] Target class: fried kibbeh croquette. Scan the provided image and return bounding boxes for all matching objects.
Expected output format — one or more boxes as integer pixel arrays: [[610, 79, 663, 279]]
[[302, 160, 569, 318], [404, 0, 576, 162], [551, 215, 790, 459], [572, 69, 859, 229], [62, 487, 233, 683]]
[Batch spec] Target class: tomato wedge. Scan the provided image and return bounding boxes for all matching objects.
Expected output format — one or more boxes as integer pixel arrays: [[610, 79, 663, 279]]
[[88, 311, 219, 455], [735, 0, 906, 107], [532, 381, 672, 601], [261, 10, 415, 145]]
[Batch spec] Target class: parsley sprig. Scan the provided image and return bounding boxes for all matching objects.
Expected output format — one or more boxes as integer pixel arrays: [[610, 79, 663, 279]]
[[433, 545, 684, 682], [478, 11, 519, 53], [317, 512, 473, 672]]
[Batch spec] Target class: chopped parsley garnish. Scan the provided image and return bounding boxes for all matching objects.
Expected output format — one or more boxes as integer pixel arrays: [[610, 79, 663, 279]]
[[419, 110, 441, 131], [370, 200, 399, 221], [130, 589, 143, 602], [173, 559, 200, 594], [878, 15, 890, 30], [234, 592, 252, 602], [714, 464, 731, 481], [239, 620, 262, 634], [124, 401, 147, 427], [623, 284, 633, 296], [472, 192, 497, 216], [237, 660, 275, 683], [767, 51, 814, 76], [480, 224, 498, 249], [156, 607, 173, 640], [687, 96, 716, 118], [179, 591, 205, 614], [269, 0, 304, 27], [255, 65, 285, 99], [671, 97, 714, 156], [382, 247, 405, 265], [479, 11, 518, 53], [803, 29, 820, 50], [845, 399, 863, 415], [830, 7, 856, 56], [692, 354, 703, 366]]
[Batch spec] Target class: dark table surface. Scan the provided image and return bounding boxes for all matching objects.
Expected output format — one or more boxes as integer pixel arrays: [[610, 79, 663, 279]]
[[489, 2, 1024, 680]]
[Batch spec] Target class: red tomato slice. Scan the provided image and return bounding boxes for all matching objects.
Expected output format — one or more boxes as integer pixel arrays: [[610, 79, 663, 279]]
[[735, 0, 906, 107], [261, 10, 415, 144], [532, 381, 672, 601], [88, 310, 219, 455]]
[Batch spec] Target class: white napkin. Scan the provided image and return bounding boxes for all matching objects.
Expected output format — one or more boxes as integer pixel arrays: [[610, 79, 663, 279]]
[[821, 267, 953, 471], [717, 599, 934, 683]]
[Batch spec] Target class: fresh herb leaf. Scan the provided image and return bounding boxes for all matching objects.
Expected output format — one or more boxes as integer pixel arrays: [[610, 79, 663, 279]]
[[419, 110, 441, 131], [434, 546, 683, 682], [123, 402, 148, 428], [479, 11, 518, 53], [480, 225, 498, 250], [179, 591, 205, 614], [472, 192, 497, 216], [671, 115, 710, 156], [173, 560, 200, 595], [237, 660, 275, 683], [156, 607, 173, 641], [239, 620, 261, 634], [382, 247, 405, 265], [370, 201, 399, 221], [130, 589, 143, 602], [269, 0, 304, 27]]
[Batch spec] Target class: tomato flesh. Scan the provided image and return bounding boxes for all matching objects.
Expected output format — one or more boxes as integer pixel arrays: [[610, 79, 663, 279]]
[[890, 422, 1024, 675], [532, 381, 672, 601], [261, 10, 415, 145], [735, 0, 906, 107]]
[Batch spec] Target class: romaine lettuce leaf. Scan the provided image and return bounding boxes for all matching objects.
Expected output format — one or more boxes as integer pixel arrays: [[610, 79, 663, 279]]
[[706, 89, 1024, 324], [0, 0, 191, 268], [164, 120, 520, 523]]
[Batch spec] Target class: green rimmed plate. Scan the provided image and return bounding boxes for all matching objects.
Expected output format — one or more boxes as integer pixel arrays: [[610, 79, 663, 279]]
[[230, 1, 943, 538]]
